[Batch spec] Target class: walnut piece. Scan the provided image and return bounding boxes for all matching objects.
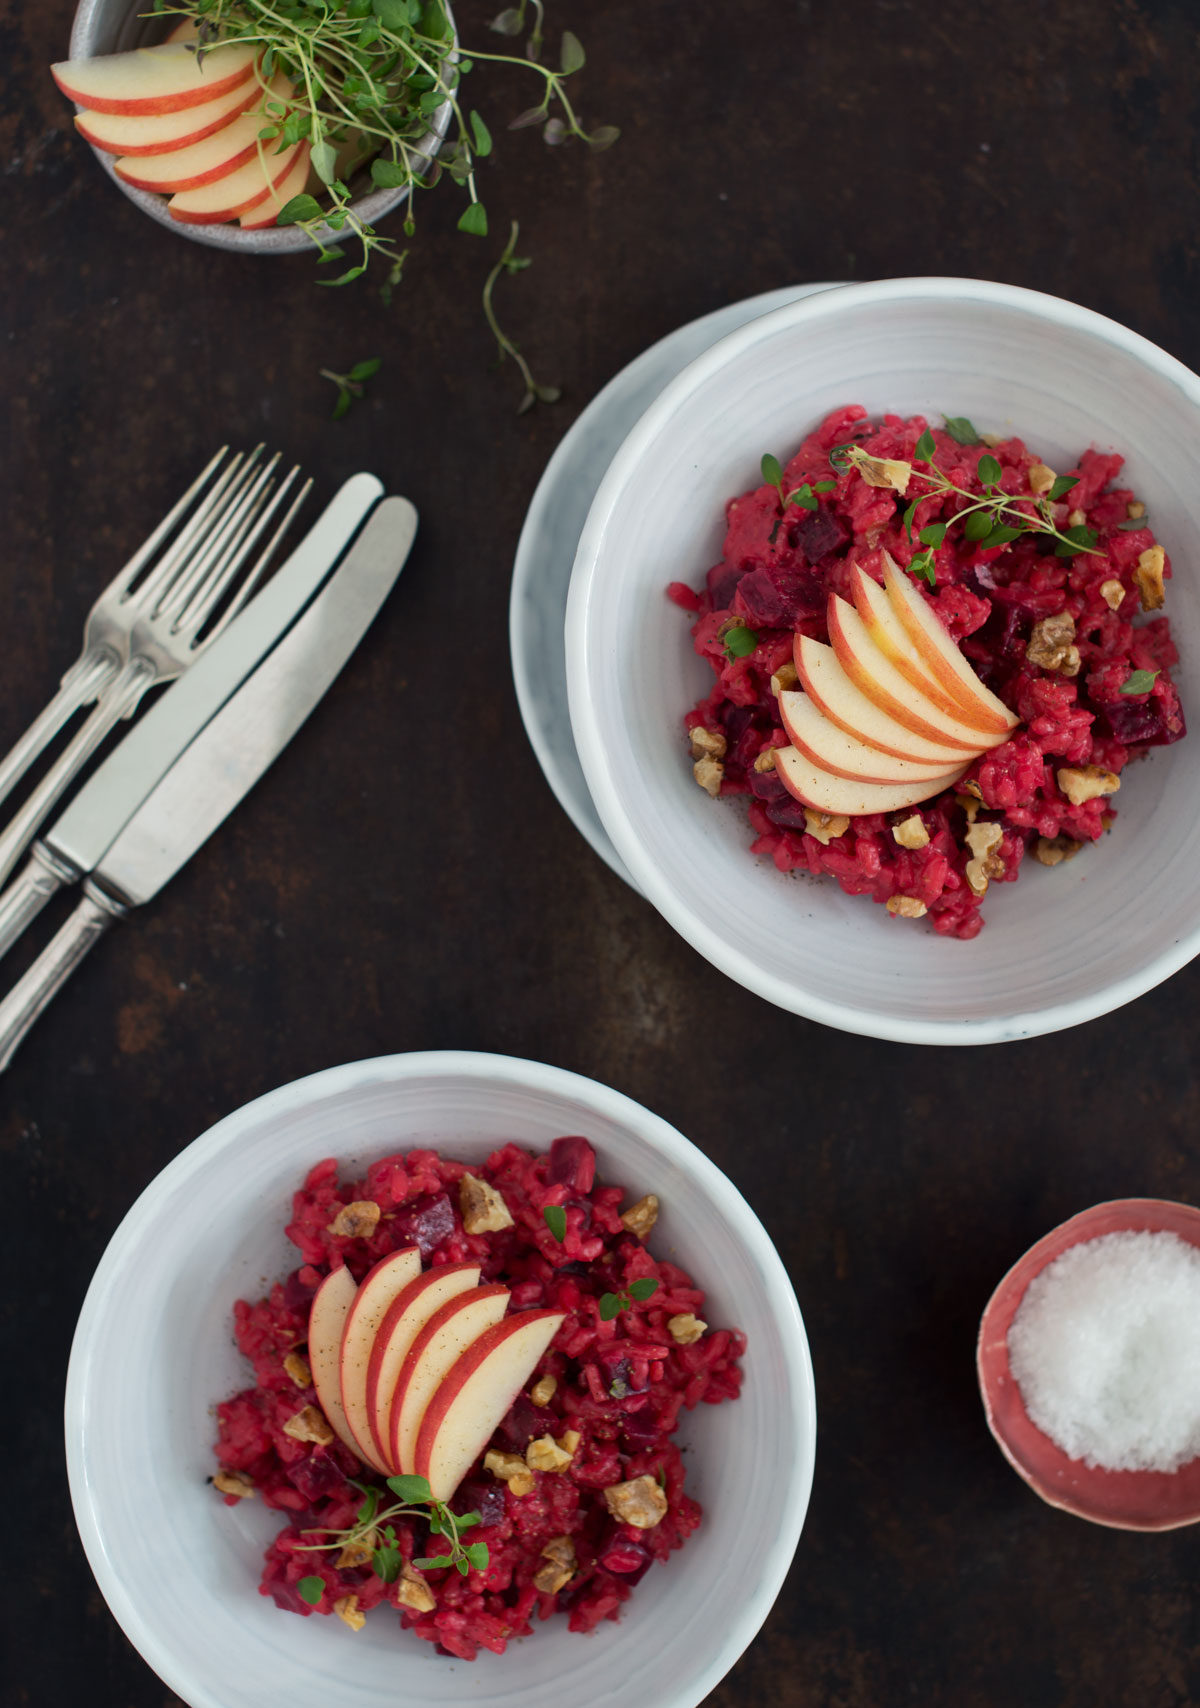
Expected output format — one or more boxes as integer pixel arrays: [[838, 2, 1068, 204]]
[[530, 1374, 558, 1407], [533, 1536, 577, 1596], [282, 1405, 335, 1446], [688, 725, 726, 761], [1099, 578, 1126, 612], [620, 1193, 659, 1241], [955, 792, 982, 824], [526, 1434, 574, 1473], [326, 1200, 381, 1240], [886, 895, 928, 918], [1127, 500, 1146, 520], [769, 661, 799, 697], [396, 1565, 437, 1613], [693, 756, 724, 797], [484, 1449, 535, 1497], [336, 1533, 378, 1569], [1027, 462, 1057, 496], [604, 1475, 669, 1530], [213, 1470, 255, 1500], [846, 444, 912, 495], [753, 747, 778, 774], [557, 1428, 581, 1457], [283, 1351, 312, 1389], [1033, 835, 1083, 867], [1026, 612, 1080, 676], [668, 1312, 707, 1345], [1134, 545, 1166, 611], [804, 808, 850, 846], [334, 1594, 366, 1632], [892, 814, 930, 850], [458, 1172, 514, 1235], [964, 821, 1005, 898], [1057, 765, 1120, 806]]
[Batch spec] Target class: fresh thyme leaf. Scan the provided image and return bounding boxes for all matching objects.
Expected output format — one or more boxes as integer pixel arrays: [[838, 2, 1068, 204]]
[[902, 498, 919, 541], [310, 139, 339, 185], [414, 1552, 456, 1570], [277, 193, 324, 226], [490, 6, 524, 33], [943, 416, 982, 445], [543, 1204, 567, 1242], [387, 1474, 432, 1502], [813, 479, 837, 493], [628, 1277, 659, 1301], [908, 550, 937, 588], [560, 29, 586, 72], [454, 1512, 482, 1531], [722, 624, 758, 659], [470, 110, 494, 155], [297, 1576, 325, 1605], [1054, 524, 1099, 558], [1120, 668, 1159, 695], [349, 357, 382, 382], [357, 1488, 380, 1526], [331, 387, 352, 421], [787, 484, 818, 511], [982, 523, 1022, 548], [371, 158, 408, 188], [761, 453, 784, 489], [918, 522, 948, 549], [977, 454, 1003, 487], [963, 510, 993, 542], [372, 1545, 403, 1582], [464, 1542, 490, 1569], [914, 427, 936, 462], [598, 1292, 623, 1322], [588, 125, 621, 151], [1048, 474, 1079, 500]]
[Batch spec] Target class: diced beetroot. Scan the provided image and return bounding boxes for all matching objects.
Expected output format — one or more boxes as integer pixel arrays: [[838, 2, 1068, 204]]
[[285, 1448, 350, 1504], [452, 1479, 507, 1527], [789, 506, 847, 563], [597, 1530, 651, 1574], [621, 1408, 664, 1450], [391, 1192, 456, 1258], [546, 1136, 596, 1194], [266, 1577, 314, 1616], [706, 561, 743, 607], [1097, 694, 1187, 746], [497, 1393, 558, 1449], [765, 795, 813, 831], [732, 567, 793, 627], [282, 1266, 319, 1315]]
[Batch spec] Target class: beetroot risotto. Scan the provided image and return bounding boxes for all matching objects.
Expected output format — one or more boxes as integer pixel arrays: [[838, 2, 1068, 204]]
[[212, 1136, 744, 1660], [669, 406, 1187, 938]]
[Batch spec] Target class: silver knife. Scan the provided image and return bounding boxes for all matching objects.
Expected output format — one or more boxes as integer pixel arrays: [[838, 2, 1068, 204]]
[[0, 471, 383, 965], [0, 494, 417, 1071]]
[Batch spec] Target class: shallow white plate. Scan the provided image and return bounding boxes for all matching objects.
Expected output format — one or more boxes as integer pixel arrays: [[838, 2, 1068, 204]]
[[510, 284, 845, 890]]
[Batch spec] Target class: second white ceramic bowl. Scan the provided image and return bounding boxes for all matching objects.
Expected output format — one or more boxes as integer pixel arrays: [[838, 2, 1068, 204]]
[[565, 277, 1200, 1044]]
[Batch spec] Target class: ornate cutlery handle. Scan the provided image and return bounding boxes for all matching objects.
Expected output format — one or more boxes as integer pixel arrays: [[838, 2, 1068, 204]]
[[0, 843, 80, 964], [0, 648, 122, 813], [0, 882, 126, 1072]]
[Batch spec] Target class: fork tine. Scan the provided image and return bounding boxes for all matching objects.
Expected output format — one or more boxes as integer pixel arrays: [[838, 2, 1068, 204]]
[[157, 453, 282, 625], [108, 447, 230, 599], [175, 463, 304, 639], [199, 474, 313, 644], [135, 448, 260, 612]]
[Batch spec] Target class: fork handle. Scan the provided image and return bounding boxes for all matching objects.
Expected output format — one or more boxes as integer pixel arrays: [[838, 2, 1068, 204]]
[[0, 843, 80, 965], [0, 655, 157, 891], [0, 648, 122, 814], [0, 882, 126, 1072]]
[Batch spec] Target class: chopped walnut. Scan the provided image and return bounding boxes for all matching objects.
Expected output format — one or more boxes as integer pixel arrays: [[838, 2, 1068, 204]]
[[530, 1374, 558, 1407], [282, 1405, 335, 1446], [955, 792, 982, 824], [980, 432, 1004, 448], [484, 1449, 535, 1497], [804, 808, 850, 846], [886, 895, 928, 918], [557, 1428, 582, 1457], [283, 1351, 312, 1389], [533, 1536, 577, 1596], [961, 779, 984, 800], [1127, 500, 1146, 520], [846, 444, 912, 495], [1026, 611, 1080, 676], [753, 747, 778, 774], [769, 661, 799, 697], [1134, 545, 1166, 611], [964, 821, 1005, 897], [693, 756, 724, 797], [892, 814, 930, 850], [334, 1594, 366, 1632], [620, 1193, 659, 1241], [396, 1566, 437, 1613], [604, 1475, 669, 1530], [689, 725, 726, 761], [1057, 765, 1120, 806], [527, 1434, 574, 1473], [1033, 835, 1083, 867], [326, 1200, 381, 1240], [1067, 508, 1086, 528], [1027, 462, 1057, 496], [1099, 578, 1126, 612], [458, 1172, 514, 1235], [213, 1470, 255, 1500], [668, 1313, 707, 1345], [336, 1533, 378, 1570]]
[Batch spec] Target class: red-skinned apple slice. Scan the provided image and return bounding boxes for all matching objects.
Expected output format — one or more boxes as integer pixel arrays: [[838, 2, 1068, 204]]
[[795, 635, 978, 766], [853, 560, 1017, 734], [881, 551, 1020, 732], [388, 1285, 511, 1475], [51, 43, 257, 116], [114, 73, 294, 192], [307, 1266, 360, 1458], [414, 1310, 566, 1502], [338, 1247, 422, 1471], [778, 689, 966, 784], [75, 78, 260, 155], [364, 1262, 482, 1470], [776, 743, 966, 816], [239, 142, 311, 228], [826, 594, 1003, 752], [167, 139, 303, 223]]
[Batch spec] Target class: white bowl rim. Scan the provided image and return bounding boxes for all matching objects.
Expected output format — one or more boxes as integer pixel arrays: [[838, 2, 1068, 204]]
[[65, 1049, 817, 1708], [566, 274, 1200, 1046]]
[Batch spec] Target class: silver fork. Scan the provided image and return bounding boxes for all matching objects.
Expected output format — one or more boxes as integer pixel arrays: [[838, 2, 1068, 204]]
[[0, 447, 308, 889]]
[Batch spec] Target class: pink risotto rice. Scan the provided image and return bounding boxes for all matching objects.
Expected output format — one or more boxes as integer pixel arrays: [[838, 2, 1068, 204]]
[[669, 406, 1186, 938], [213, 1135, 743, 1660]]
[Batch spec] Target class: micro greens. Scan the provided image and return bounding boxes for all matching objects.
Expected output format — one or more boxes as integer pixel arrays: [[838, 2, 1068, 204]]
[[296, 1474, 488, 1586], [722, 623, 758, 660], [598, 1277, 659, 1321], [1120, 668, 1160, 695], [942, 415, 982, 446], [320, 355, 381, 417], [543, 1204, 567, 1242], [482, 221, 561, 412]]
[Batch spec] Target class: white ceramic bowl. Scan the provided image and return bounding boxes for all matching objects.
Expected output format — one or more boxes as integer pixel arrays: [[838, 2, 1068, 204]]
[[66, 1052, 815, 1708], [566, 277, 1200, 1045]]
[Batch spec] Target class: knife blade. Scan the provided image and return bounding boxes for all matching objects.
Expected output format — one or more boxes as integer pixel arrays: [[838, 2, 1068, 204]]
[[0, 471, 384, 964], [0, 494, 417, 1071]]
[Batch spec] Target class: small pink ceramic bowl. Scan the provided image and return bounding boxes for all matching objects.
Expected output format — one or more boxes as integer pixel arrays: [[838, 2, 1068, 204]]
[[977, 1198, 1200, 1531]]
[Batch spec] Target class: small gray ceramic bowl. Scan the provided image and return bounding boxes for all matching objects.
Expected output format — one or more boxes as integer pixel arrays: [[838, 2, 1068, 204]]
[[67, 0, 452, 254]]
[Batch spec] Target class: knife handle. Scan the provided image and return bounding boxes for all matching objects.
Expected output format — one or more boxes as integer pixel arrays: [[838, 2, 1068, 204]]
[[0, 843, 81, 965], [0, 882, 127, 1072]]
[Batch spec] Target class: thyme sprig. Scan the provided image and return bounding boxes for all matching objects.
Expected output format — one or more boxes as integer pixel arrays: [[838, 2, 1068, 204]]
[[320, 355, 381, 417], [598, 1277, 658, 1321], [483, 221, 561, 413], [295, 1473, 488, 1606]]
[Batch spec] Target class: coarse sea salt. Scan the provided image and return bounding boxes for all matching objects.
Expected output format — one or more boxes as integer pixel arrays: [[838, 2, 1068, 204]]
[[1007, 1229, 1200, 1473]]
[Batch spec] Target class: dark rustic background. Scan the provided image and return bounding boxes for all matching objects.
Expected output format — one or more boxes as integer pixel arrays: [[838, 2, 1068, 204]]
[[6, 0, 1200, 1703]]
